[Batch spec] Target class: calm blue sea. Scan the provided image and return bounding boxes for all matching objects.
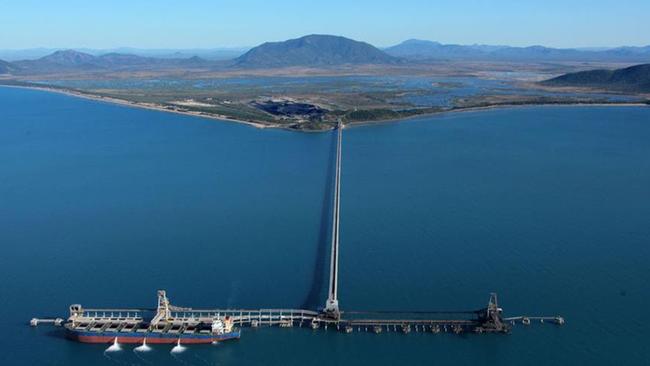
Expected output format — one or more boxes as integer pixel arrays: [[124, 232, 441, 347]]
[[1, 86, 649, 365]]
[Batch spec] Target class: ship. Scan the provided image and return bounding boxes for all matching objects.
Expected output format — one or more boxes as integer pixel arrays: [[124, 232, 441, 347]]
[[64, 290, 241, 344]]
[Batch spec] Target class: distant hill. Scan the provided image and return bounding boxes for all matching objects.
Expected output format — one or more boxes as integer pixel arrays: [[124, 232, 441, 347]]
[[385, 39, 650, 62], [10, 50, 94, 72], [94, 52, 154, 67], [40, 49, 96, 65], [0, 47, 248, 61], [385, 39, 507, 60], [0, 59, 14, 74], [542, 64, 650, 93], [11, 50, 211, 73], [12, 50, 104, 72], [6, 39, 650, 75], [235, 35, 399, 68]]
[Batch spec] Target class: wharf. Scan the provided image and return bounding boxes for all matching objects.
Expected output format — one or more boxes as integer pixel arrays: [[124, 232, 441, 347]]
[[30, 121, 564, 341]]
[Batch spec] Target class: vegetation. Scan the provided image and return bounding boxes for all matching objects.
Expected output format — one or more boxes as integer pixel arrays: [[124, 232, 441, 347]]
[[343, 108, 440, 123], [542, 64, 650, 93]]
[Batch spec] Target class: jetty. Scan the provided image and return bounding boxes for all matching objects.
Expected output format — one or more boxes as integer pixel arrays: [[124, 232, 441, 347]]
[[31, 121, 564, 339]]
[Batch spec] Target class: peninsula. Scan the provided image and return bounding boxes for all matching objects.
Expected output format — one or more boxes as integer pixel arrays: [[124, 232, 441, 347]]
[[2, 35, 648, 130]]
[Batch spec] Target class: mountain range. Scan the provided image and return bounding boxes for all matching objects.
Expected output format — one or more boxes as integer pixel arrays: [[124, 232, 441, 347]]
[[2, 35, 650, 75], [384, 39, 650, 62], [542, 64, 650, 93], [0, 35, 399, 73], [0, 47, 248, 61], [7, 49, 212, 73]]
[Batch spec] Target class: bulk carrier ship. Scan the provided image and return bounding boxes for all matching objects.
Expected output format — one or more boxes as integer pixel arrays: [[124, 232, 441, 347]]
[[64, 291, 240, 344]]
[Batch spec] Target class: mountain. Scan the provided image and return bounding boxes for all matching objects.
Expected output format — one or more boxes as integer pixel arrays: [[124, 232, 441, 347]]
[[542, 64, 650, 93], [39, 49, 96, 65], [12, 50, 100, 72], [385, 40, 650, 62], [235, 35, 399, 68]]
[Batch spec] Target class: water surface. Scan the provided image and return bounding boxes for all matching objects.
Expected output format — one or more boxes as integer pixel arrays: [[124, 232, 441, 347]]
[[1, 87, 649, 365]]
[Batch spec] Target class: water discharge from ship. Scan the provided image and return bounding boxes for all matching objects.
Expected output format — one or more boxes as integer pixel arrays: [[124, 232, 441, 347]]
[[134, 338, 151, 352], [104, 337, 121, 352], [133, 345, 154, 366], [171, 339, 186, 354]]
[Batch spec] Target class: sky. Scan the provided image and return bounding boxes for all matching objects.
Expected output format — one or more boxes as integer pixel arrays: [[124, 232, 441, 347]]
[[0, 0, 648, 49]]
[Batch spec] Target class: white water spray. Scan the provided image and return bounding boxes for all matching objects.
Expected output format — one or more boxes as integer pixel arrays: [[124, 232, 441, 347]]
[[134, 338, 152, 352], [170, 338, 186, 354], [105, 337, 122, 352]]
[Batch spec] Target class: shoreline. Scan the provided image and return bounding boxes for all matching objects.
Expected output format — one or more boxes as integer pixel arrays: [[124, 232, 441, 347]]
[[346, 101, 649, 129], [0, 84, 278, 130], [2, 84, 647, 132]]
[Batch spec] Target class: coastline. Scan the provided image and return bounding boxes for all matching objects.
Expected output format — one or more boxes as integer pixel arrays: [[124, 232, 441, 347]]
[[2, 83, 647, 132], [0, 84, 277, 130], [346, 101, 649, 129]]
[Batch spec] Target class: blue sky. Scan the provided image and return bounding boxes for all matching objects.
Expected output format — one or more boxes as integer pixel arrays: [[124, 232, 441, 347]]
[[1, 0, 648, 49]]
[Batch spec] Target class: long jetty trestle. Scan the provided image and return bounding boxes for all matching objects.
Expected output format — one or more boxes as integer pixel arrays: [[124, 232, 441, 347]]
[[31, 292, 563, 335], [323, 120, 343, 319], [30, 122, 564, 337]]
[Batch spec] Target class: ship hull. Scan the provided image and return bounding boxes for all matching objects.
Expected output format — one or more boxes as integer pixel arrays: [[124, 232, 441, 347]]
[[66, 328, 241, 344]]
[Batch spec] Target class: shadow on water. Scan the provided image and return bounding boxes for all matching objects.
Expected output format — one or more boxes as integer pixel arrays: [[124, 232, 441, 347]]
[[44, 329, 68, 340], [301, 130, 337, 310]]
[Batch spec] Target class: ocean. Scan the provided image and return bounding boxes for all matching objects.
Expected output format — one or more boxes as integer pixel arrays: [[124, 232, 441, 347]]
[[1, 86, 649, 365]]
